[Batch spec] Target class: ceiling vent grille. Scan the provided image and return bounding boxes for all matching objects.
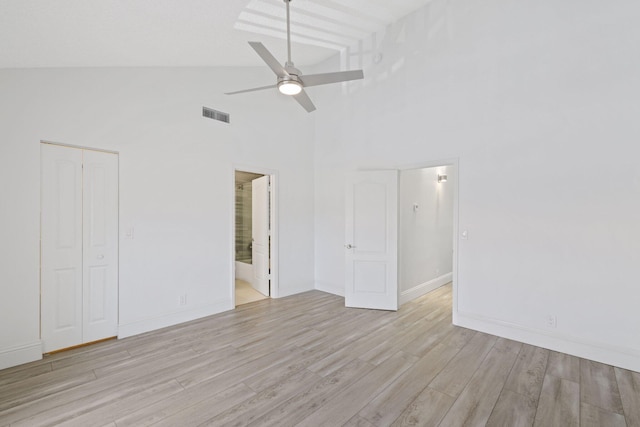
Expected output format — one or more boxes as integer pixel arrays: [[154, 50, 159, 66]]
[[203, 107, 230, 124]]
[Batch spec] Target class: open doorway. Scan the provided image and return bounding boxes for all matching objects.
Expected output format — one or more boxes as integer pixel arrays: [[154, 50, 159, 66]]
[[399, 165, 455, 305], [234, 169, 276, 306], [344, 160, 458, 311]]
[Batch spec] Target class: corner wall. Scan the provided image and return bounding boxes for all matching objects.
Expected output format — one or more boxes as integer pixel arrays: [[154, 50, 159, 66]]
[[313, 0, 640, 371], [0, 67, 315, 369]]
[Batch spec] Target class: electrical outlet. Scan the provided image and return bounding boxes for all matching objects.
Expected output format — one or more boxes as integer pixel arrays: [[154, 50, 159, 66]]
[[545, 314, 557, 328], [180, 294, 187, 306]]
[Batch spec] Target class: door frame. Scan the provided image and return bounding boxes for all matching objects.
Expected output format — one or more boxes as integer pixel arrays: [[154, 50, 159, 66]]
[[353, 158, 459, 314], [396, 158, 459, 319], [41, 140, 119, 156], [231, 165, 279, 303], [40, 140, 120, 351]]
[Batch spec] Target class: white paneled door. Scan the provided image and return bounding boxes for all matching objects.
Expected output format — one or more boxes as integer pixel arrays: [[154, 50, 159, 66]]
[[41, 144, 118, 353], [251, 175, 270, 297], [82, 150, 119, 343], [41, 145, 83, 352], [345, 170, 398, 311]]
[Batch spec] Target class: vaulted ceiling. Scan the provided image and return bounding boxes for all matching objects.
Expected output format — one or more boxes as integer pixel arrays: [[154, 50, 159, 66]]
[[0, 0, 432, 68]]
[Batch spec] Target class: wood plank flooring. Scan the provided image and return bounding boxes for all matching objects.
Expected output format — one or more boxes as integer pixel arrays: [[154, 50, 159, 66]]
[[1, 284, 639, 426]]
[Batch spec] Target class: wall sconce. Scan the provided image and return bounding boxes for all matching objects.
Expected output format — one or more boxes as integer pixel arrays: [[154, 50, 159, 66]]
[[437, 174, 447, 183]]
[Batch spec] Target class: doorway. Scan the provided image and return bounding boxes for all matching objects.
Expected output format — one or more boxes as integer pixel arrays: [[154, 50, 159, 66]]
[[234, 169, 277, 306], [344, 160, 458, 311], [398, 165, 455, 305], [40, 142, 119, 353]]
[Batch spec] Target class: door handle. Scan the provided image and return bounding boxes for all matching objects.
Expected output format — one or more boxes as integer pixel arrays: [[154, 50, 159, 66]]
[[345, 244, 356, 249]]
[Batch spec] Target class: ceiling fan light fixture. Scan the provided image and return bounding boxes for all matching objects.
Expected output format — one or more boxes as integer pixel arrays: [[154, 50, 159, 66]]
[[224, 0, 362, 112], [278, 80, 302, 95]]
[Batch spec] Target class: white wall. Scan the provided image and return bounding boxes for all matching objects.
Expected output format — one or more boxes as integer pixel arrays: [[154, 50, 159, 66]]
[[313, 0, 640, 371], [399, 166, 453, 304], [0, 67, 315, 369], [2, 0, 639, 374]]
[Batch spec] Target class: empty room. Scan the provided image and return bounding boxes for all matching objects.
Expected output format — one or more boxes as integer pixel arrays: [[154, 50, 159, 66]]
[[1, 0, 639, 426]]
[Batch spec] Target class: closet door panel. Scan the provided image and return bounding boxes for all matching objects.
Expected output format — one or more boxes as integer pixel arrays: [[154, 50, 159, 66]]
[[82, 149, 119, 343], [41, 144, 84, 352]]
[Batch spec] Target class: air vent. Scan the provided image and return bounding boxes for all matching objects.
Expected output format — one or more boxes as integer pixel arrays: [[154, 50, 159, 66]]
[[203, 107, 230, 124]]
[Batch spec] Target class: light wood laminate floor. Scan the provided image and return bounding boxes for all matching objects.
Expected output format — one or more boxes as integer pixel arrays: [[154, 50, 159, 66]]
[[1, 284, 639, 426]]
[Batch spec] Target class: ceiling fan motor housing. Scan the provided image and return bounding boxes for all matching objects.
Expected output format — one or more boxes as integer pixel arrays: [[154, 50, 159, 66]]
[[278, 64, 303, 94], [278, 75, 301, 84], [284, 64, 301, 78]]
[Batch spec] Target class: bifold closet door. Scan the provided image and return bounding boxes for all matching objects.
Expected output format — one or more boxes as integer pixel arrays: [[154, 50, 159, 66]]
[[41, 144, 84, 352], [41, 144, 118, 353], [82, 149, 118, 344]]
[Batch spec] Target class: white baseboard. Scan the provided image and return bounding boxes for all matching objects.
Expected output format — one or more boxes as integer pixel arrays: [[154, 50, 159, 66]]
[[400, 273, 452, 305], [118, 299, 233, 339], [0, 341, 42, 370], [277, 281, 316, 298], [455, 310, 640, 373], [314, 281, 345, 297]]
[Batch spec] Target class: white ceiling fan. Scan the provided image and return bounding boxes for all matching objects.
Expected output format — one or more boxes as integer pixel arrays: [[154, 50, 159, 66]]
[[225, 0, 364, 112]]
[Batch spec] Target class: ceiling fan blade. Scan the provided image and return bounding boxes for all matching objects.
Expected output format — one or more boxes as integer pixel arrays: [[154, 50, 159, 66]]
[[225, 84, 276, 95], [248, 42, 289, 78], [293, 89, 316, 113], [300, 70, 364, 87]]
